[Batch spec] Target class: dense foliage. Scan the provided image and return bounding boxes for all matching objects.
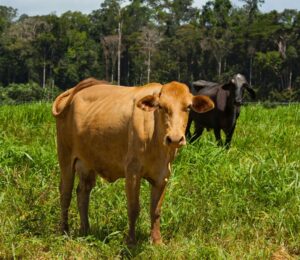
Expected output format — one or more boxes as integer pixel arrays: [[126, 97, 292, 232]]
[[0, 103, 299, 258], [0, 82, 61, 104], [0, 0, 300, 101]]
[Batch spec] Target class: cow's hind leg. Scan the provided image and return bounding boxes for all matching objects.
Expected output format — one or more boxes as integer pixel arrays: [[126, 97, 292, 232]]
[[59, 158, 75, 234], [75, 160, 96, 236]]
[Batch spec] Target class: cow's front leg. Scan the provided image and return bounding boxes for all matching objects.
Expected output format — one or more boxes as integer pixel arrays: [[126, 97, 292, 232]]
[[214, 127, 223, 146], [190, 125, 204, 143], [185, 116, 193, 139], [225, 123, 236, 149], [150, 179, 167, 245], [125, 163, 141, 246]]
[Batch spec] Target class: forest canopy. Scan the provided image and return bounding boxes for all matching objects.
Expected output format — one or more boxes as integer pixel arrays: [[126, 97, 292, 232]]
[[0, 0, 299, 101]]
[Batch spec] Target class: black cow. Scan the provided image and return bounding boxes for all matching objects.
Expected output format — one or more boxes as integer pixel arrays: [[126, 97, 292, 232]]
[[186, 74, 256, 148]]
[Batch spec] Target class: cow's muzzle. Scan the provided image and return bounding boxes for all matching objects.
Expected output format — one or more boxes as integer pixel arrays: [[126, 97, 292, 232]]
[[234, 100, 243, 106], [165, 135, 186, 148]]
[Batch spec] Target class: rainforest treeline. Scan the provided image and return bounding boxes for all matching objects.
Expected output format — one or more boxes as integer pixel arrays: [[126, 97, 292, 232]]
[[0, 0, 300, 101]]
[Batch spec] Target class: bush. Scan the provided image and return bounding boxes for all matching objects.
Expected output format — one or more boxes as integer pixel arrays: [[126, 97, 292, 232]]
[[269, 88, 300, 102], [0, 82, 61, 104]]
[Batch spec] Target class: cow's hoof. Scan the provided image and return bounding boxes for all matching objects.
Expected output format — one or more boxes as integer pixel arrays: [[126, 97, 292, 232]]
[[152, 238, 163, 245], [79, 229, 89, 237], [126, 236, 137, 247], [61, 223, 69, 235]]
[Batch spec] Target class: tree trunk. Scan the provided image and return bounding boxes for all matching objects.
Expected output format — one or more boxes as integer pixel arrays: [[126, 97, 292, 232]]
[[249, 56, 253, 86], [103, 48, 109, 81], [111, 58, 116, 83], [280, 75, 284, 91], [111, 63, 115, 83], [105, 56, 109, 82], [42, 56, 46, 88], [117, 16, 122, 85], [127, 58, 130, 84], [147, 49, 151, 83], [218, 59, 222, 77], [288, 71, 292, 89]]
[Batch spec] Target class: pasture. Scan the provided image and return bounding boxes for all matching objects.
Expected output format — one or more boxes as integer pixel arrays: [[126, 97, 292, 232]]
[[0, 103, 299, 258]]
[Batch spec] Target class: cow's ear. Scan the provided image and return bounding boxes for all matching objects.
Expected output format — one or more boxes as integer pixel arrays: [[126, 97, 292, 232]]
[[245, 85, 256, 99], [137, 94, 159, 112], [192, 95, 214, 113], [222, 82, 233, 90], [216, 88, 229, 111]]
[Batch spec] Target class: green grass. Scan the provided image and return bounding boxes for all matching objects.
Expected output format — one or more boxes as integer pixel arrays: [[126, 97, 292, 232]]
[[0, 103, 299, 259]]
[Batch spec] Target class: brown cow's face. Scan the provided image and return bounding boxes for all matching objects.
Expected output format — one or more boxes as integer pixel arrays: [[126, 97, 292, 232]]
[[138, 82, 214, 148]]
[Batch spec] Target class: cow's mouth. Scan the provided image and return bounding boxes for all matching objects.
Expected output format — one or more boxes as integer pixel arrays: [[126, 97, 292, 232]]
[[234, 101, 243, 106]]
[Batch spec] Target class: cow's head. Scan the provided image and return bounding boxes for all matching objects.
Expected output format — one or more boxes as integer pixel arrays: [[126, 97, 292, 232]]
[[137, 82, 214, 148], [218, 74, 256, 111]]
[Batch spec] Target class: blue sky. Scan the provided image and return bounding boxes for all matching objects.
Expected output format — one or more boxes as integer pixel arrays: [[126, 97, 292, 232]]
[[1, 0, 299, 17]]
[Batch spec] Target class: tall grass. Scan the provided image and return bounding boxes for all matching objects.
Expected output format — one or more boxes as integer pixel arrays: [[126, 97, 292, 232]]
[[0, 103, 299, 258]]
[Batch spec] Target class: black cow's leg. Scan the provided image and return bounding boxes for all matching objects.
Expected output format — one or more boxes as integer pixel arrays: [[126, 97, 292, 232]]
[[125, 159, 141, 246], [214, 128, 223, 146], [150, 179, 167, 245], [190, 121, 204, 143], [225, 123, 236, 149], [185, 116, 193, 139]]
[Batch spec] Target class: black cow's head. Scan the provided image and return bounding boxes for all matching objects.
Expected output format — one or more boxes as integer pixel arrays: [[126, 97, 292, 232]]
[[217, 74, 256, 111]]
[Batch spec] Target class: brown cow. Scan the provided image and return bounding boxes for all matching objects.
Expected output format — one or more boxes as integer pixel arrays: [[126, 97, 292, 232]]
[[52, 78, 214, 245]]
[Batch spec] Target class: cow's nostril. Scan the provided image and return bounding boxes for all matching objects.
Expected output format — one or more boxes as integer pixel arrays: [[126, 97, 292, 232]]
[[179, 136, 185, 143], [166, 136, 172, 145]]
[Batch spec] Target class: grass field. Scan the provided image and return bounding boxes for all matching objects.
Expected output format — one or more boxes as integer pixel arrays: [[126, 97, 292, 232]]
[[0, 103, 299, 259]]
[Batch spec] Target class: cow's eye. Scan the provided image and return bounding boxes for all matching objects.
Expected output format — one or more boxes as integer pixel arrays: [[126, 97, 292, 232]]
[[159, 105, 169, 114], [184, 105, 191, 112], [159, 105, 166, 112]]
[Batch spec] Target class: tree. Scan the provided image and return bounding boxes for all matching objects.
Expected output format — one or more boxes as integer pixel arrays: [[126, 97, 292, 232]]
[[200, 0, 233, 78], [101, 35, 119, 82], [0, 5, 17, 33], [0, 3, 300, 101], [140, 27, 161, 83], [255, 51, 283, 96], [2, 16, 52, 84], [54, 11, 101, 88], [239, 0, 265, 22], [89, 0, 122, 37]]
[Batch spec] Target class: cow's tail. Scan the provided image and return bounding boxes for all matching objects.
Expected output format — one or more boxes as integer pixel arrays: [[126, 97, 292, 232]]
[[52, 78, 108, 117]]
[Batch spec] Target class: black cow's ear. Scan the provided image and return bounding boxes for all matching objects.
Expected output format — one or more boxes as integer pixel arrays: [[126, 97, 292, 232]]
[[216, 88, 229, 111], [192, 95, 215, 113], [245, 85, 256, 99], [222, 82, 233, 90], [137, 94, 159, 112]]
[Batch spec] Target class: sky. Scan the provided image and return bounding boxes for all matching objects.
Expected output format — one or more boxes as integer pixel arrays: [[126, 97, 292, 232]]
[[1, 0, 299, 17]]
